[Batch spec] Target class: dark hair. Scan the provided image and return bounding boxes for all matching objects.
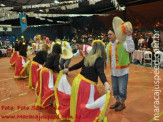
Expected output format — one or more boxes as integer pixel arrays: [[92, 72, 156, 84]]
[[108, 27, 115, 33], [76, 39, 83, 44], [19, 43, 27, 57], [15, 42, 20, 51], [49, 44, 61, 57]]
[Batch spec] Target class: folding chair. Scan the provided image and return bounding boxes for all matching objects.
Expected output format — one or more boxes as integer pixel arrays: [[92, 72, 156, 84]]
[[144, 51, 152, 66]]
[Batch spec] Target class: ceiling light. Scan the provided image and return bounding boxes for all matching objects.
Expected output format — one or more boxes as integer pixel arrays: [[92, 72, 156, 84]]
[[39, 9, 43, 12], [54, 0, 59, 4], [47, 19, 53, 22], [40, 18, 45, 20]]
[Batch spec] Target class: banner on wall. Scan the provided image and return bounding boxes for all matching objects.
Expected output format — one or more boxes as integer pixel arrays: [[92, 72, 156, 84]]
[[19, 13, 28, 33]]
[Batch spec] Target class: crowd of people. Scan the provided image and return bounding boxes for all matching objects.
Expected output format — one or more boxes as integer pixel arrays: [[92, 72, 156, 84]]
[[133, 32, 162, 52], [131, 30, 163, 65]]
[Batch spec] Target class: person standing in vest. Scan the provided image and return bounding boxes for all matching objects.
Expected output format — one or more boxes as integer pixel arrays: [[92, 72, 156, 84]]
[[73, 39, 92, 58], [106, 17, 135, 111]]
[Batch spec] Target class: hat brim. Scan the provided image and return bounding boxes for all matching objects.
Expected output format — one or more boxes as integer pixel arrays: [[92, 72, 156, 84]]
[[113, 16, 126, 42], [61, 47, 73, 59]]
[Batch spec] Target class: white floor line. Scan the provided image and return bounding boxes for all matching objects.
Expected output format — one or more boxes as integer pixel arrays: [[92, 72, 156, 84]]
[[134, 71, 139, 72], [0, 66, 10, 68], [0, 78, 13, 82], [0, 73, 13, 74], [19, 93, 27, 96], [1, 97, 11, 102]]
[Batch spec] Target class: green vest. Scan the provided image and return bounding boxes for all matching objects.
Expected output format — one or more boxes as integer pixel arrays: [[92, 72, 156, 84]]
[[107, 42, 130, 69]]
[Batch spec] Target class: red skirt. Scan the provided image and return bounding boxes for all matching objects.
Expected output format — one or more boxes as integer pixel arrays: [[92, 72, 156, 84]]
[[10, 51, 18, 67], [55, 71, 110, 121], [54, 72, 71, 120], [35, 67, 56, 107], [28, 61, 41, 90], [14, 55, 28, 78]]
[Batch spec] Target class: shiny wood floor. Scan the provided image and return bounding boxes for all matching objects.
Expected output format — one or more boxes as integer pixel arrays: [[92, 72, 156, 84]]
[[0, 56, 163, 122]]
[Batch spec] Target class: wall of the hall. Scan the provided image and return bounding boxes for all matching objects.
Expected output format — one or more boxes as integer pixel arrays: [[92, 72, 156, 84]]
[[0, 16, 108, 43], [0, 24, 72, 42]]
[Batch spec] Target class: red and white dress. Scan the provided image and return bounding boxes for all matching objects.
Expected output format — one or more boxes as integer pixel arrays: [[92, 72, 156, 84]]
[[10, 51, 18, 67], [28, 61, 42, 90], [55, 71, 110, 121], [14, 55, 30, 78], [35, 67, 56, 107]]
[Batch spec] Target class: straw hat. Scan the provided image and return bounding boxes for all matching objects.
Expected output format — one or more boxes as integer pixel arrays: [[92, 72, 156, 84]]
[[56, 39, 61, 45], [61, 47, 73, 59], [112, 16, 132, 42], [56, 39, 61, 42]]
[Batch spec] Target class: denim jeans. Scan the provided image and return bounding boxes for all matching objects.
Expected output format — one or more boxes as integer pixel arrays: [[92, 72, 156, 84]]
[[111, 74, 128, 101], [60, 58, 71, 69]]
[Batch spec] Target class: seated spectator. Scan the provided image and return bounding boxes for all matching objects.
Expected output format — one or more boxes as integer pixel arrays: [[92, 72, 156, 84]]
[[138, 35, 145, 48]]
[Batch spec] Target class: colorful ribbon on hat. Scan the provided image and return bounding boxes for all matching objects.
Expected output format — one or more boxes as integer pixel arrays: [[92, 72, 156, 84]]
[[56, 41, 61, 45], [121, 23, 127, 34]]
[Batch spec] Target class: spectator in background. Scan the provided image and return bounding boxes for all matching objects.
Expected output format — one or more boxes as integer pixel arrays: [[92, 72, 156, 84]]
[[146, 34, 153, 49], [0, 39, 4, 48], [71, 37, 76, 44], [143, 39, 148, 49], [138, 35, 145, 48], [81, 34, 88, 44], [88, 34, 93, 45], [103, 33, 109, 46], [133, 34, 139, 50], [43, 34, 50, 45]]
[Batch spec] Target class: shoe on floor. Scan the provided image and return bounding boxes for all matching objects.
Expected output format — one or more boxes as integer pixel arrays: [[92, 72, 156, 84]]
[[110, 102, 121, 109], [115, 103, 125, 111]]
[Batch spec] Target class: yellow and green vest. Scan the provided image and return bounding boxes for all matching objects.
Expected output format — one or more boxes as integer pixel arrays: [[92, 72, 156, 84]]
[[107, 42, 130, 69]]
